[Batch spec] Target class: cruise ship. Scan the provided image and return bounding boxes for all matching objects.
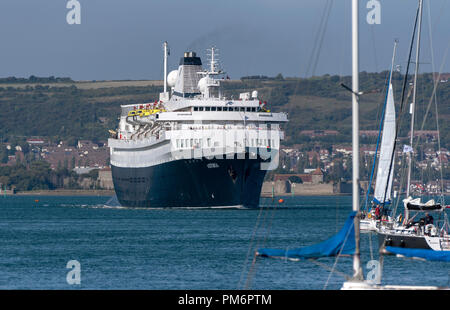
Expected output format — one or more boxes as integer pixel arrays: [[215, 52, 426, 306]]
[[108, 42, 288, 208]]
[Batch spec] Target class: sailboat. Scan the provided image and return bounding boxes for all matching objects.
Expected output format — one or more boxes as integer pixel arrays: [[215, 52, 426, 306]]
[[256, 0, 449, 290], [360, 42, 398, 233], [376, 0, 450, 252], [343, 0, 449, 289]]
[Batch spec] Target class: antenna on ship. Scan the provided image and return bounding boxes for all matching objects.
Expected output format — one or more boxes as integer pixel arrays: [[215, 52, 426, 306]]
[[160, 41, 170, 102], [208, 46, 220, 74], [197, 46, 225, 99], [163, 41, 169, 93]]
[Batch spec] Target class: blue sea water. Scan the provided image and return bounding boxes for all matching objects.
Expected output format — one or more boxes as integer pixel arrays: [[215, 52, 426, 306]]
[[0, 195, 448, 290]]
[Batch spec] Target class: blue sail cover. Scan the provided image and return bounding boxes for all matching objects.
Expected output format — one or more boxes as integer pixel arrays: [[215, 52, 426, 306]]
[[257, 212, 356, 260], [385, 246, 450, 262]]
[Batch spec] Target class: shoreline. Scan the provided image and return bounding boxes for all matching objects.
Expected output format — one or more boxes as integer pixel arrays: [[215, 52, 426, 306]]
[[260, 193, 351, 197], [12, 189, 115, 196], [5, 190, 448, 198]]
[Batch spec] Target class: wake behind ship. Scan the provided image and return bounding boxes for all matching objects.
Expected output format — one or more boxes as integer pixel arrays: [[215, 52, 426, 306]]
[[108, 43, 288, 208]]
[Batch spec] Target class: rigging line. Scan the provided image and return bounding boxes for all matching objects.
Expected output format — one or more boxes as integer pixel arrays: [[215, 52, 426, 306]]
[[310, 0, 334, 77], [426, 0, 445, 203], [237, 203, 266, 289], [288, 0, 335, 127], [414, 40, 449, 203], [433, 81, 445, 204], [243, 201, 275, 289], [370, 26, 379, 72], [380, 1, 421, 210], [308, 259, 351, 281], [242, 199, 276, 289], [413, 40, 449, 151], [244, 253, 258, 289], [389, 121, 408, 224], [362, 69, 393, 212], [241, 205, 272, 289], [360, 70, 392, 208], [336, 198, 339, 233], [262, 203, 279, 246], [305, 0, 333, 78], [377, 2, 421, 249], [249, 202, 285, 288], [323, 217, 355, 290], [378, 41, 399, 207], [391, 153, 407, 225], [369, 231, 374, 261], [338, 0, 350, 78], [429, 0, 447, 35], [244, 203, 277, 290]]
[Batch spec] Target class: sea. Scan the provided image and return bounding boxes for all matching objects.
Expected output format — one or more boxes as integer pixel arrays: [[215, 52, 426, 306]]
[[0, 195, 448, 290]]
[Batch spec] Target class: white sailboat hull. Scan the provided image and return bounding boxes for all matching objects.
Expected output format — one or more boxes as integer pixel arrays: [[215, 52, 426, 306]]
[[360, 219, 378, 232]]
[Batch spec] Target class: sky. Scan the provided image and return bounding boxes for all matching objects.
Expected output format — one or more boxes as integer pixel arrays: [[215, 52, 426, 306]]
[[0, 0, 448, 81]]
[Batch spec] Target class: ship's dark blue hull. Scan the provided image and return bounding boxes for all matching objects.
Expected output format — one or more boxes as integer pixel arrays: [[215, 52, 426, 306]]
[[111, 155, 267, 208]]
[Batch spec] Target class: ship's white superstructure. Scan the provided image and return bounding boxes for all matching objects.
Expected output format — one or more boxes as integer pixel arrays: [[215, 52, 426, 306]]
[[108, 43, 288, 208]]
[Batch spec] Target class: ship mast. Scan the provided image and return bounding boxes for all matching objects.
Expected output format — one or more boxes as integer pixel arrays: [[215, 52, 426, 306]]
[[406, 0, 423, 197], [163, 41, 169, 94], [351, 0, 362, 280], [210, 47, 217, 73]]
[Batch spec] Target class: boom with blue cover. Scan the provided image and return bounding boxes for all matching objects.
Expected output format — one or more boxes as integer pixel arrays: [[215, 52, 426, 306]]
[[385, 246, 450, 262], [257, 212, 356, 260]]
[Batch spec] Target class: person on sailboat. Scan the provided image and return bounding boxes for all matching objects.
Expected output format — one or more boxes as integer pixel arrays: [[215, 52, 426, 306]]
[[424, 213, 434, 225], [375, 205, 381, 220]]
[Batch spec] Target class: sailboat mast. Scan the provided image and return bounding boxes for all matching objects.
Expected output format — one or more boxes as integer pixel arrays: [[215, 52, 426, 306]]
[[389, 41, 398, 85], [351, 0, 362, 280], [406, 0, 423, 197]]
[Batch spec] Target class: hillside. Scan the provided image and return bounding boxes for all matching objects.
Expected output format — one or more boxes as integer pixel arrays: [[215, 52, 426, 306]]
[[226, 72, 450, 148], [0, 72, 448, 148]]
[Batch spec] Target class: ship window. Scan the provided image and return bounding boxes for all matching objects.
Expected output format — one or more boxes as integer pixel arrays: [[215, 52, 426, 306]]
[[185, 139, 189, 147], [190, 139, 193, 147], [240, 107, 245, 112], [176, 139, 180, 148], [181, 140, 184, 148], [217, 107, 222, 111], [211, 107, 216, 111], [223, 107, 228, 111], [246, 107, 251, 112], [199, 107, 204, 111], [251, 107, 256, 112], [205, 107, 211, 111], [207, 138, 211, 147], [228, 107, 234, 111], [194, 107, 199, 111]]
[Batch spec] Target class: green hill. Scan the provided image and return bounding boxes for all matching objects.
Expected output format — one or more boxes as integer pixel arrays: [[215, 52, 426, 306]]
[[0, 72, 448, 148]]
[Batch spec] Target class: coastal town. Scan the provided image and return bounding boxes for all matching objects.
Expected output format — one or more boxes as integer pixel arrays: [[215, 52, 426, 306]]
[[269, 129, 449, 196], [1, 128, 448, 196]]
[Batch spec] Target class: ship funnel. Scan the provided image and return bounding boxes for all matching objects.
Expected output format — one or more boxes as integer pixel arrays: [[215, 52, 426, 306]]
[[184, 51, 196, 58], [173, 51, 203, 98]]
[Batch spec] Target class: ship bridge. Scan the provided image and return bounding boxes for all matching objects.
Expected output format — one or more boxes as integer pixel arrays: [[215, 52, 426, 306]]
[[109, 43, 288, 172]]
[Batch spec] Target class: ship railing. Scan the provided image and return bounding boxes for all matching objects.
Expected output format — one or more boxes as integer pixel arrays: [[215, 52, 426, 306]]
[[113, 131, 167, 144], [170, 125, 278, 131]]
